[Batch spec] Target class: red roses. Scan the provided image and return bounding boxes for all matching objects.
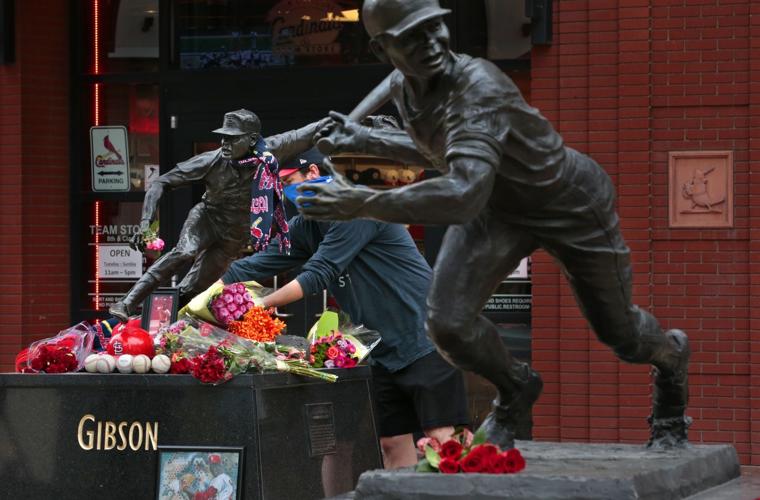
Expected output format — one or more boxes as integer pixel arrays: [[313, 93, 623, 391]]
[[416, 428, 526, 475], [191, 345, 231, 384], [29, 344, 78, 373]]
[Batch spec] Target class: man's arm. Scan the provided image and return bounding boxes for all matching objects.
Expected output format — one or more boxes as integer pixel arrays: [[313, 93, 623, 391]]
[[222, 239, 310, 284], [294, 220, 380, 295], [259, 279, 304, 308], [300, 153, 496, 225]]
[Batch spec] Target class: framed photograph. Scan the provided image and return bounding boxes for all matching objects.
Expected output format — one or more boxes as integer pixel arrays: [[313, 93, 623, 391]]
[[156, 446, 244, 500], [142, 288, 179, 336]]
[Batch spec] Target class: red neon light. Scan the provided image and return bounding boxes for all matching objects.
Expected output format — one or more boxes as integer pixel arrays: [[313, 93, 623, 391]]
[[93, 1, 101, 309], [94, 83, 100, 125], [93, 0, 99, 74]]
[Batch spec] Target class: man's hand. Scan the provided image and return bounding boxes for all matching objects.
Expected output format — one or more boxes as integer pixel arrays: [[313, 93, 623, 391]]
[[314, 111, 370, 154], [296, 159, 374, 220], [129, 220, 151, 252]]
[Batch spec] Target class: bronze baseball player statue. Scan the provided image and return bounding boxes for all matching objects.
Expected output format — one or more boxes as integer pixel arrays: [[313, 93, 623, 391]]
[[303, 0, 690, 449], [109, 109, 325, 322]]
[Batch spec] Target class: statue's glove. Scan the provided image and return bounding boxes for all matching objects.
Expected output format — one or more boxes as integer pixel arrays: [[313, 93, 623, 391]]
[[130, 219, 150, 252], [314, 111, 371, 154]]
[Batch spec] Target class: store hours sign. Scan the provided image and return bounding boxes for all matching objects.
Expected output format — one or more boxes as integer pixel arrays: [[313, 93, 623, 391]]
[[90, 126, 130, 192]]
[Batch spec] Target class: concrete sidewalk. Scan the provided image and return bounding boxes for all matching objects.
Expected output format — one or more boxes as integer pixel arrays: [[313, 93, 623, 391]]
[[686, 466, 760, 499]]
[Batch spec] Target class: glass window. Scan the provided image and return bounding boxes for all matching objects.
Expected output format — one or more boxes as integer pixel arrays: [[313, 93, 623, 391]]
[[450, 0, 531, 60], [80, 201, 161, 312], [82, 0, 160, 74], [173, 0, 374, 70], [81, 83, 160, 192]]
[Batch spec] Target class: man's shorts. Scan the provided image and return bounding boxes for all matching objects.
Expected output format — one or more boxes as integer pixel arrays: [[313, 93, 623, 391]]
[[371, 350, 470, 438]]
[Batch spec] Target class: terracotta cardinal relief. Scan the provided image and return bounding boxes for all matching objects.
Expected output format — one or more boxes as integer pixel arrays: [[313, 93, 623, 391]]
[[669, 151, 733, 228]]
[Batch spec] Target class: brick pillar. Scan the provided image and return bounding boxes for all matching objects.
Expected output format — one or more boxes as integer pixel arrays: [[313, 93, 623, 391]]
[[532, 0, 755, 459], [0, 1, 70, 371], [749, 0, 760, 467]]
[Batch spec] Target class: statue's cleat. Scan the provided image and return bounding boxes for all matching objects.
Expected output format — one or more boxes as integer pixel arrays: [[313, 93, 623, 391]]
[[476, 369, 543, 450], [648, 329, 691, 449], [108, 301, 132, 323], [648, 415, 692, 449]]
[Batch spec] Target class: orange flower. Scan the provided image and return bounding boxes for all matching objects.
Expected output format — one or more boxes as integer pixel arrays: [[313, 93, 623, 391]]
[[228, 306, 285, 343]]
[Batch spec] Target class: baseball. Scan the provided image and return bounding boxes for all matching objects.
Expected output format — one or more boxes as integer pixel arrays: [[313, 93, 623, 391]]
[[132, 354, 151, 374], [151, 354, 171, 374], [96, 354, 115, 373], [84, 354, 100, 373], [116, 354, 134, 374]]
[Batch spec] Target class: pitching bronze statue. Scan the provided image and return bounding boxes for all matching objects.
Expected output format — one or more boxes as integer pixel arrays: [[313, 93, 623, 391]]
[[301, 0, 690, 449], [109, 110, 326, 322]]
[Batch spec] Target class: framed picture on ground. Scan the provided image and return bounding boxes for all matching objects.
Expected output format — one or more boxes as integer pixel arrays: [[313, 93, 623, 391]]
[[156, 446, 244, 500], [142, 288, 179, 336]]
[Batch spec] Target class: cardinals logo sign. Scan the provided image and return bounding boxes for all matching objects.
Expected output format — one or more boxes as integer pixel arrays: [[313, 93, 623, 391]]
[[95, 134, 125, 167], [90, 126, 131, 192]]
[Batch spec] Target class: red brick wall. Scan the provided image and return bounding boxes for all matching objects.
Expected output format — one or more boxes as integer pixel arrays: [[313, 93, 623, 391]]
[[0, 1, 70, 371], [530, 0, 758, 464]]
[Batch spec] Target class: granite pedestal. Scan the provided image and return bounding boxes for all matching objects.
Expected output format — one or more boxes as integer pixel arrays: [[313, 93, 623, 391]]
[[0, 369, 381, 500], [347, 440, 740, 500]]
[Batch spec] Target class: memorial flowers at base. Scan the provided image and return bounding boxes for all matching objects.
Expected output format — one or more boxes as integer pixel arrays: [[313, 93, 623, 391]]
[[228, 305, 285, 342], [310, 331, 359, 369], [416, 428, 526, 475], [157, 316, 336, 385], [179, 280, 268, 327], [24, 322, 96, 374]]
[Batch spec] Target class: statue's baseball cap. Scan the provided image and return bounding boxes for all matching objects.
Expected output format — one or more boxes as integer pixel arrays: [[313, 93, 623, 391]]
[[279, 146, 324, 179], [362, 0, 451, 39], [212, 109, 261, 136]]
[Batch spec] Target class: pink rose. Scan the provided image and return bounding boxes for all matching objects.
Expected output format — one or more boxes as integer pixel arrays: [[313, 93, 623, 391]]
[[416, 437, 441, 454]]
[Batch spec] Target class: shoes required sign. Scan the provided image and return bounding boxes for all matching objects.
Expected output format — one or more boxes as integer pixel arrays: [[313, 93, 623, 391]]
[[90, 126, 130, 192]]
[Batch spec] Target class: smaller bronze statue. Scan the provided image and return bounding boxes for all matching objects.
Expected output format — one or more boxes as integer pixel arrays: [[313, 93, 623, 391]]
[[303, 0, 691, 449], [109, 109, 325, 321]]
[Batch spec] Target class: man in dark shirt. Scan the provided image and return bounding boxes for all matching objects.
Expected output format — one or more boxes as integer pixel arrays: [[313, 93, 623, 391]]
[[223, 148, 469, 469], [109, 109, 325, 321], [303, 0, 691, 449]]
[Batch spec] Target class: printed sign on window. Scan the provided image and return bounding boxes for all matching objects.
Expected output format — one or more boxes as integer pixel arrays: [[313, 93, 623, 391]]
[[90, 126, 130, 192]]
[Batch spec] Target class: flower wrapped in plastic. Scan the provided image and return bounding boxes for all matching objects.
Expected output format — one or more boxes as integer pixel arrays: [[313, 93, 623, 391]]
[[178, 280, 272, 327], [227, 304, 286, 343], [24, 322, 96, 373], [157, 315, 337, 385], [306, 311, 381, 368]]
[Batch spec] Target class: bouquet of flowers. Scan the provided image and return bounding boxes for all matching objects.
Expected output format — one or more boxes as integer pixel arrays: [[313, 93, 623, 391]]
[[179, 281, 270, 327], [24, 322, 96, 373], [310, 331, 358, 369], [227, 304, 286, 342], [142, 220, 165, 252], [416, 428, 526, 475], [307, 310, 381, 368], [157, 316, 336, 385]]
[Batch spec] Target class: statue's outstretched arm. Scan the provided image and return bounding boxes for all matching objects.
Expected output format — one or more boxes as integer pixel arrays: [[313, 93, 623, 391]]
[[265, 118, 330, 166], [314, 111, 431, 167], [299, 154, 495, 225]]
